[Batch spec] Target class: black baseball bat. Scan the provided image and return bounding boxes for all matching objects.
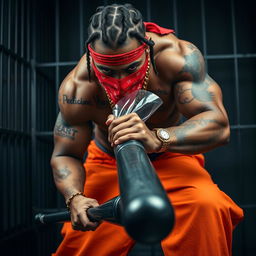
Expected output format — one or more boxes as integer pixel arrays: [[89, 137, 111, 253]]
[[114, 140, 175, 244], [34, 196, 122, 225]]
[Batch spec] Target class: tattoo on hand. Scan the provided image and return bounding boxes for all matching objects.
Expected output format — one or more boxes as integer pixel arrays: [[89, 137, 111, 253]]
[[53, 166, 71, 183], [54, 113, 78, 140]]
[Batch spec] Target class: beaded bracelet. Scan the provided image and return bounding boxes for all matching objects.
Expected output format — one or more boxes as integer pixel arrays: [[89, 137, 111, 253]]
[[66, 192, 85, 211]]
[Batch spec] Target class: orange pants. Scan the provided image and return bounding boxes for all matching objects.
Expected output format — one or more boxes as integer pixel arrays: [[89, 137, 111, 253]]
[[53, 141, 244, 256]]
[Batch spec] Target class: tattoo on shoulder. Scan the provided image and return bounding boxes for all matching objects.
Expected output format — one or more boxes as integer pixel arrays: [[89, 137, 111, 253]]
[[176, 76, 214, 104], [179, 43, 205, 82], [54, 113, 78, 140], [53, 166, 71, 183]]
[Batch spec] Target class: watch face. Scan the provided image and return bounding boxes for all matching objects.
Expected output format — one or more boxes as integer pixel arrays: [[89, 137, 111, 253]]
[[159, 129, 170, 140]]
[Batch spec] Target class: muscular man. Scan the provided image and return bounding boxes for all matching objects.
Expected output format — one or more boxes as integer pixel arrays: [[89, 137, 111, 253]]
[[51, 4, 243, 256]]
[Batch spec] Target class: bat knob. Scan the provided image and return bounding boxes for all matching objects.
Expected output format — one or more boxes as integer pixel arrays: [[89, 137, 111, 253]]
[[122, 194, 175, 244]]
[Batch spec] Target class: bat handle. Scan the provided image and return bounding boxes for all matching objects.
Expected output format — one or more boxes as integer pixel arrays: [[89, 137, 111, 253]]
[[34, 196, 122, 225], [87, 196, 122, 224]]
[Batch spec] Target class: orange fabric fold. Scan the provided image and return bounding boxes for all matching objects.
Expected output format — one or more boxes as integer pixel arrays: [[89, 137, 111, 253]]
[[53, 141, 243, 256]]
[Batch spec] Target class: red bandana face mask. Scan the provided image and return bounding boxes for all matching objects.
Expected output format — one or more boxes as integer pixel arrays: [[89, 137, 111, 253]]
[[89, 43, 149, 106]]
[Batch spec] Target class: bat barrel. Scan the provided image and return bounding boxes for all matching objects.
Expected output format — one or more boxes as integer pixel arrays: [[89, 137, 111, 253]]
[[115, 140, 175, 244]]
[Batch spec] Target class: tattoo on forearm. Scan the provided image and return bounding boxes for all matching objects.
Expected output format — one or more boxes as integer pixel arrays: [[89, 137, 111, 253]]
[[176, 76, 214, 104], [172, 118, 221, 145], [62, 94, 93, 105], [53, 166, 71, 183], [54, 113, 78, 140]]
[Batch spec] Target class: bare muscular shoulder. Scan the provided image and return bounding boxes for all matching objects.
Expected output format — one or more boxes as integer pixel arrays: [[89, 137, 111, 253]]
[[58, 54, 111, 126], [147, 31, 204, 84]]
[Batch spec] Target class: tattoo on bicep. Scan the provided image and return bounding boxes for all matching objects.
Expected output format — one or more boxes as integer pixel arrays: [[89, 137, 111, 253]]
[[54, 113, 78, 140], [176, 76, 214, 104], [53, 166, 71, 183]]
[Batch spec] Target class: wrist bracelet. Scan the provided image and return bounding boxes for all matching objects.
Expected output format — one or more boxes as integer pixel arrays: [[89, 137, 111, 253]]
[[66, 192, 85, 211]]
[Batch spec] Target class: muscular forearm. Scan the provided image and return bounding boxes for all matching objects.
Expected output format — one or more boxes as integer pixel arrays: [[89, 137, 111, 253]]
[[51, 156, 86, 201], [163, 111, 230, 154]]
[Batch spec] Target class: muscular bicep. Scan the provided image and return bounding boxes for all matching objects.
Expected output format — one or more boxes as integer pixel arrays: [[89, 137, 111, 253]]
[[174, 75, 228, 119], [52, 112, 93, 160]]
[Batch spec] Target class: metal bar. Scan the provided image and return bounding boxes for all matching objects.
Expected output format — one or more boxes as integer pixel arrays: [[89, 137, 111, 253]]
[[0, 127, 31, 137], [35, 53, 256, 68], [26, 0, 31, 133], [230, 1, 246, 254], [1, 134, 8, 232], [205, 53, 256, 59], [7, 0, 11, 130], [0, 226, 36, 244], [55, 0, 60, 115], [173, 0, 178, 35], [14, 0, 18, 131], [0, 44, 31, 66], [146, 0, 151, 21], [0, 0, 3, 44], [200, 0, 208, 70], [0, 0, 3, 128], [55, 0, 63, 211], [36, 61, 77, 67], [231, 0, 240, 125], [240, 204, 256, 209], [31, 0, 37, 216], [230, 124, 256, 129], [21, 0, 24, 131], [79, 0, 84, 56]]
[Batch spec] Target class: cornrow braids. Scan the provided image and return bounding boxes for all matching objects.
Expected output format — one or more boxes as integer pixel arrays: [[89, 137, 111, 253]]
[[86, 33, 100, 82], [85, 3, 158, 81]]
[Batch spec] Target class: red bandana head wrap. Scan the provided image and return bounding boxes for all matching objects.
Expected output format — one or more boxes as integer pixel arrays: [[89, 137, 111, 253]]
[[89, 43, 149, 106]]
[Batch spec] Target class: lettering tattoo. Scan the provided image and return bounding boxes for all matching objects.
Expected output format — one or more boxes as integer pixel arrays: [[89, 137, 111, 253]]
[[54, 113, 78, 140], [63, 94, 93, 105], [53, 166, 71, 183]]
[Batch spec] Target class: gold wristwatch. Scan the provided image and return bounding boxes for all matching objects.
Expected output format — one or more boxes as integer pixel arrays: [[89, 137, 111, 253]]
[[153, 128, 171, 152]]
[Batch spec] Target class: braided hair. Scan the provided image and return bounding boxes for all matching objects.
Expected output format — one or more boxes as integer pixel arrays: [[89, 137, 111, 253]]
[[86, 3, 157, 81]]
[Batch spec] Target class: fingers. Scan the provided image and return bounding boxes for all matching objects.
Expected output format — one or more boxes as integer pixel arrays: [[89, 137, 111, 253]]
[[112, 126, 146, 145], [107, 113, 143, 144], [71, 198, 101, 232]]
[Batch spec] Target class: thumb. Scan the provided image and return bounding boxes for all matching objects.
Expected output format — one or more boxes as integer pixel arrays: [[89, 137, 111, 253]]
[[105, 114, 115, 125]]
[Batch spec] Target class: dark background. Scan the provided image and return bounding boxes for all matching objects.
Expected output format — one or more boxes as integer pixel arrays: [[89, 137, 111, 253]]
[[0, 0, 255, 255]]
